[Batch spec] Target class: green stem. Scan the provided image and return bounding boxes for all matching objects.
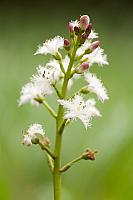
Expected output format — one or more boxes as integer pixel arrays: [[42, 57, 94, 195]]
[[38, 140, 55, 159], [42, 100, 57, 119], [60, 155, 83, 173], [52, 84, 62, 99], [53, 126, 62, 200], [53, 37, 79, 200], [58, 59, 65, 74]]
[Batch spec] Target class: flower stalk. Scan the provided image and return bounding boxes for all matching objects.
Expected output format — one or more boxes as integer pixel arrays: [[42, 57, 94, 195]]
[[60, 155, 83, 173], [38, 139, 55, 160], [42, 100, 57, 119], [52, 84, 62, 99], [53, 38, 80, 200]]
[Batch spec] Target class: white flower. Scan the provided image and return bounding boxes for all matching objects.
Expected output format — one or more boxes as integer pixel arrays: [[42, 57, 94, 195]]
[[82, 47, 109, 66], [76, 40, 91, 56], [23, 134, 33, 146], [46, 62, 61, 82], [88, 30, 98, 39], [46, 59, 60, 69], [34, 36, 64, 56], [22, 124, 44, 146], [28, 123, 44, 135], [32, 65, 60, 84], [19, 78, 53, 106], [70, 20, 79, 27], [84, 73, 109, 102], [58, 95, 101, 129]]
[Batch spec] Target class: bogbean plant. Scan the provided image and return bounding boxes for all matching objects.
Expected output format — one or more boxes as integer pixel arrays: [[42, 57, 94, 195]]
[[19, 15, 109, 200]]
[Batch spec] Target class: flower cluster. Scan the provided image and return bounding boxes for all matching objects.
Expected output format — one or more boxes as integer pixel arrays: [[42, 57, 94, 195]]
[[58, 15, 109, 128], [19, 14, 109, 129], [19, 15, 110, 200]]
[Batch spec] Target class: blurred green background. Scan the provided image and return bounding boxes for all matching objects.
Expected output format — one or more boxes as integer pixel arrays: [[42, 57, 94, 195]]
[[0, 0, 133, 199]]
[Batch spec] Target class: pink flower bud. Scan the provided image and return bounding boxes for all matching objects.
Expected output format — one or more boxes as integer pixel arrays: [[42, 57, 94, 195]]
[[90, 41, 100, 51], [74, 26, 80, 34], [68, 22, 74, 32], [81, 33, 88, 42], [82, 148, 97, 160], [80, 15, 90, 30], [86, 23, 92, 34], [64, 39, 70, 47], [80, 62, 90, 72]]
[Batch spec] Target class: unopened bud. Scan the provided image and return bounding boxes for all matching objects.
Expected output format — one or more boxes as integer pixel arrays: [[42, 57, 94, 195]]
[[68, 22, 74, 33], [80, 62, 90, 72], [86, 23, 92, 34], [74, 26, 80, 35], [82, 148, 97, 160], [81, 33, 88, 43], [64, 39, 70, 47], [80, 15, 90, 30], [90, 41, 100, 51]]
